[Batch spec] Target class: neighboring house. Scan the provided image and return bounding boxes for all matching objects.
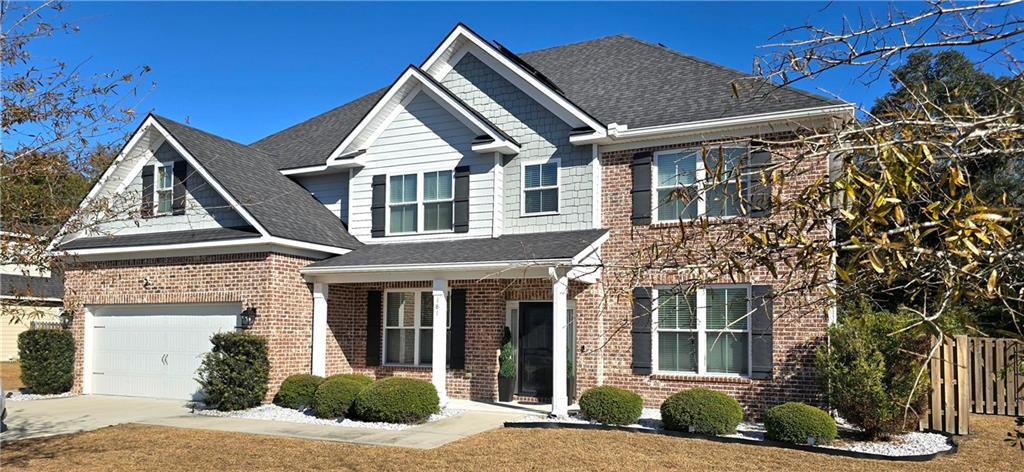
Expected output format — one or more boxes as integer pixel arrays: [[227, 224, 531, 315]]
[[54, 24, 852, 415], [1, 224, 63, 361]]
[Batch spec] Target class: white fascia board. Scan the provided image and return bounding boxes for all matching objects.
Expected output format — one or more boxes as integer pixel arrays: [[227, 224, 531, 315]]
[[301, 258, 571, 275], [280, 163, 362, 177], [420, 25, 606, 133], [581, 104, 855, 147], [570, 231, 610, 266], [471, 140, 519, 155], [60, 236, 351, 258]]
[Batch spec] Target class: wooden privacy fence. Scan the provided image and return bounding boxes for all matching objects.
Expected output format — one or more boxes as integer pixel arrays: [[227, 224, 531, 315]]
[[921, 335, 1024, 435]]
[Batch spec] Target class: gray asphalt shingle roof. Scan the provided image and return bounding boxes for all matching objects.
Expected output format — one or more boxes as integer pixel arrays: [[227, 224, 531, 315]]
[[251, 34, 840, 170], [152, 115, 362, 249], [306, 229, 607, 269], [1, 273, 64, 300], [59, 227, 260, 250]]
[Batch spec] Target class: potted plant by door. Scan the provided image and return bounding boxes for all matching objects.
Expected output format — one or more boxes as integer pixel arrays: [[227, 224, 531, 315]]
[[498, 327, 515, 402]]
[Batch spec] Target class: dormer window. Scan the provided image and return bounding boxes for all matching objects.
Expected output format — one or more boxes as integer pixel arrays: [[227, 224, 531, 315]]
[[155, 164, 174, 215]]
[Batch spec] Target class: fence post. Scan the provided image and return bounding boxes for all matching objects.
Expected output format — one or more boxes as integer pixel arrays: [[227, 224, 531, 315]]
[[954, 335, 969, 435]]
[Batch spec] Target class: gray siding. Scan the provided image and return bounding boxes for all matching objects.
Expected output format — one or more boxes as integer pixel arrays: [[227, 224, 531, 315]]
[[348, 92, 498, 241], [295, 172, 349, 225], [93, 141, 247, 235], [441, 53, 593, 233]]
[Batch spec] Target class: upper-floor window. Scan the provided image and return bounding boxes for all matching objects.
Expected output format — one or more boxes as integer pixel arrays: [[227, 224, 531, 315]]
[[384, 290, 451, 366], [155, 164, 174, 215], [654, 147, 746, 222], [388, 170, 455, 234], [522, 160, 559, 215], [389, 174, 417, 233], [423, 170, 453, 232], [654, 285, 750, 376]]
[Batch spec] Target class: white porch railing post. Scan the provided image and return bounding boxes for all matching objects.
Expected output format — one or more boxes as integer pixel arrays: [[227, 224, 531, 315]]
[[551, 270, 569, 417], [432, 278, 448, 406], [311, 282, 328, 377]]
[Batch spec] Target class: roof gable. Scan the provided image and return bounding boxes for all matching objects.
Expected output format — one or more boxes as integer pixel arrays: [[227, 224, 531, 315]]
[[326, 66, 519, 165]]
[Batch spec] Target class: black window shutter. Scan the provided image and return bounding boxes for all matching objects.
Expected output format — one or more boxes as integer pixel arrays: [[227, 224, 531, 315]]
[[631, 151, 653, 225], [172, 160, 188, 215], [140, 165, 154, 218], [750, 285, 774, 379], [746, 150, 772, 217], [365, 290, 382, 366], [449, 289, 467, 369], [370, 175, 386, 238], [631, 286, 653, 374], [453, 166, 470, 233]]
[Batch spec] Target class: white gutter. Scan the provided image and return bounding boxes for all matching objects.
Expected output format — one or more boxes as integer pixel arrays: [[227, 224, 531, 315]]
[[300, 258, 573, 275], [570, 104, 855, 145], [59, 235, 352, 257]]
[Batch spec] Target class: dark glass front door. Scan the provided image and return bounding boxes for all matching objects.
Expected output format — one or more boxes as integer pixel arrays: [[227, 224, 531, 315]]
[[518, 302, 553, 397]]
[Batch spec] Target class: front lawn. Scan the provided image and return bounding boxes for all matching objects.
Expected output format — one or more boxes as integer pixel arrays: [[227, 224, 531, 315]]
[[1, 414, 1017, 471]]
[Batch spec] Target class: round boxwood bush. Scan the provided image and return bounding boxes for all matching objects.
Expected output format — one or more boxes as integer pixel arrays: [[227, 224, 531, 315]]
[[18, 329, 75, 394], [313, 377, 369, 419], [196, 332, 269, 411], [764, 402, 837, 445], [352, 377, 439, 424], [660, 388, 743, 435], [325, 373, 374, 389], [578, 386, 643, 425], [274, 374, 324, 410]]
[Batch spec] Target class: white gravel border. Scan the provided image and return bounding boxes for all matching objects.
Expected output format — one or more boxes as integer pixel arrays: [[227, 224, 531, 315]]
[[509, 408, 953, 458], [194, 404, 464, 431], [4, 390, 78, 402]]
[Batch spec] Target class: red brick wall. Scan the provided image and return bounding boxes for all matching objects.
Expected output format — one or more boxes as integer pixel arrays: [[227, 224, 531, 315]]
[[323, 279, 591, 401], [64, 252, 315, 400], [586, 137, 832, 416]]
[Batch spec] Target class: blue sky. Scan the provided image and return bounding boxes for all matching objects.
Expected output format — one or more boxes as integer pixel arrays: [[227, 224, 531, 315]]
[[24, 2, 927, 144]]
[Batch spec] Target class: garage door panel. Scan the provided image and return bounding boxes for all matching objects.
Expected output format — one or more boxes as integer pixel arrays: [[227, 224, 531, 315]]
[[90, 303, 240, 400]]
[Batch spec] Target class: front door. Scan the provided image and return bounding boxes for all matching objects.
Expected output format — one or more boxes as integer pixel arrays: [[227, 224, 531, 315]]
[[518, 302, 553, 397]]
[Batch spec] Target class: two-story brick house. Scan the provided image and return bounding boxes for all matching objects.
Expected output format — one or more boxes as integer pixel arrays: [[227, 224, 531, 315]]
[[55, 24, 852, 416]]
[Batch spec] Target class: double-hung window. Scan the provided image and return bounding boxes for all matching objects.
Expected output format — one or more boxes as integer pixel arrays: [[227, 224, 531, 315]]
[[422, 170, 453, 232], [522, 161, 558, 215], [383, 291, 451, 366], [654, 146, 747, 221], [155, 164, 173, 215], [389, 174, 417, 233], [654, 285, 751, 376]]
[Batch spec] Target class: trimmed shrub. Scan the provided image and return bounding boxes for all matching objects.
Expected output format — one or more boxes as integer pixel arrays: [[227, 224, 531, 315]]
[[764, 402, 837, 445], [660, 388, 743, 435], [325, 373, 374, 389], [352, 377, 439, 424], [498, 327, 515, 379], [18, 329, 75, 394], [313, 377, 368, 419], [579, 386, 643, 425], [274, 374, 324, 410], [196, 332, 269, 411], [815, 300, 930, 439]]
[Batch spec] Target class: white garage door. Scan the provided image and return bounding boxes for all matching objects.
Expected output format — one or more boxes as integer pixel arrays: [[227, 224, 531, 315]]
[[90, 303, 241, 400]]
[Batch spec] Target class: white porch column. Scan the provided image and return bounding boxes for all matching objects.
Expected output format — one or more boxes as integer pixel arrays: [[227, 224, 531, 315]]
[[551, 270, 569, 417], [432, 278, 448, 406], [311, 282, 328, 377]]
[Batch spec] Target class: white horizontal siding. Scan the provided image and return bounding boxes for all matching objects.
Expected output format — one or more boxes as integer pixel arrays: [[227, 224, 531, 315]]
[[349, 92, 496, 242]]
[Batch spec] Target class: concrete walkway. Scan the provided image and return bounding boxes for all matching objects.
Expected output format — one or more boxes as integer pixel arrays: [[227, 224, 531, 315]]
[[2, 395, 528, 449]]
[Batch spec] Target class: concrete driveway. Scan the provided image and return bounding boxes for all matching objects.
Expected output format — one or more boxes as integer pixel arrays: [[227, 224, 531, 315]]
[[2, 395, 191, 441]]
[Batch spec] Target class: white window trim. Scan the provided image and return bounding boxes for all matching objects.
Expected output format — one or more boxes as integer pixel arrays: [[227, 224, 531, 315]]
[[651, 146, 748, 223], [384, 168, 457, 236], [153, 163, 174, 216], [520, 158, 560, 217], [382, 289, 451, 367], [651, 284, 752, 378]]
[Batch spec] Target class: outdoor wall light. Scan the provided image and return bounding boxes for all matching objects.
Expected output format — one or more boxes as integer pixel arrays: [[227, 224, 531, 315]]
[[58, 310, 73, 330], [238, 307, 258, 330]]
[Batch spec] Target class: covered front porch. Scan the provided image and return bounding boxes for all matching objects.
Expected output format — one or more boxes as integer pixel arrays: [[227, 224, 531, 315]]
[[300, 230, 607, 417]]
